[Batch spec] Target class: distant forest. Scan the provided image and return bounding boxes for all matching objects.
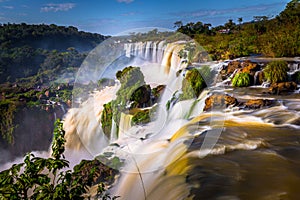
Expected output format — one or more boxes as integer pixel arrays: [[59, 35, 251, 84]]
[[174, 0, 300, 59], [0, 23, 108, 84]]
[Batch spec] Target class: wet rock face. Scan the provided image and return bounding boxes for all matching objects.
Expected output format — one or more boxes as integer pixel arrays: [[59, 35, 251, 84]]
[[204, 94, 238, 111], [256, 71, 265, 85], [130, 84, 151, 108], [269, 81, 298, 94], [291, 71, 300, 84], [244, 99, 273, 109]]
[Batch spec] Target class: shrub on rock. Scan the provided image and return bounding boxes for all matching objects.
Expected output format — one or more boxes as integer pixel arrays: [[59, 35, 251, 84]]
[[263, 60, 289, 83], [232, 72, 251, 87]]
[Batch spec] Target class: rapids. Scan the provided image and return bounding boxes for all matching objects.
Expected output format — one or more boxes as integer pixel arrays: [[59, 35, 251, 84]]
[[61, 40, 300, 200]]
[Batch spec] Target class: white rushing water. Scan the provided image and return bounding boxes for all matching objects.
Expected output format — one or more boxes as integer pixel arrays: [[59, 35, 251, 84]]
[[30, 40, 300, 199]]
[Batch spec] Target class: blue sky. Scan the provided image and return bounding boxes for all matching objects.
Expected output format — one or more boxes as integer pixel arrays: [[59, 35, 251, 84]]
[[0, 0, 290, 35]]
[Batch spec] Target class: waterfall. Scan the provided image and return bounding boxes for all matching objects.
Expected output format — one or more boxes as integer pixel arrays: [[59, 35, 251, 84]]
[[110, 119, 118, 142], [118, 113, 133, 138], [288, 62, 300, 73], [63, 41, 189, 153], [63, 40, 259, 199], [125, 41, 184, 76], [63, 85, 119, 155], [254, 71, 260, 85]]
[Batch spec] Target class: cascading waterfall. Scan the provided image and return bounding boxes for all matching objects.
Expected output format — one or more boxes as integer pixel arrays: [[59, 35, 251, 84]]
[[63, 85, 119, 155], [118, 113, 133, 138], [61, 40, 300, 200]]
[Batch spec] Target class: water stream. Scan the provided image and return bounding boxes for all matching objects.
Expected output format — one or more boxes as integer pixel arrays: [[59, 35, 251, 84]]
[[55, 40, 300, 199]]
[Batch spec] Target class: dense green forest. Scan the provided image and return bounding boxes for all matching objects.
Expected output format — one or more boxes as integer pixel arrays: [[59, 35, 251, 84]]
[[0, 24, 107, 151], [0, 23, 108, 84], [174, 0, 300, 59]]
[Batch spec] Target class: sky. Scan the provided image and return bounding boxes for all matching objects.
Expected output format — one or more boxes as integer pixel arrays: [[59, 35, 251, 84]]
[[0, 0, 290, 35]]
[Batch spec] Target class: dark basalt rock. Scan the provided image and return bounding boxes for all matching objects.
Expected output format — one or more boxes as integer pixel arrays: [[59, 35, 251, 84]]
[[130, 84, 151, 108]]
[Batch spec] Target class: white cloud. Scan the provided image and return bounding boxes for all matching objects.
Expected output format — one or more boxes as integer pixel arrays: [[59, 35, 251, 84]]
[[171, 2, 284, 18], [117, 0, 134, 3], [2, 5, 13, 9], [121, 12, 137, 16], [41, 3, 76, 12]]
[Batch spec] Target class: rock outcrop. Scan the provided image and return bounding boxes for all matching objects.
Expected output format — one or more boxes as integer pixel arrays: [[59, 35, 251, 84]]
[[204, 94, 238, 111], [244, 99, 273, 109], [269, 81, 298, 94]]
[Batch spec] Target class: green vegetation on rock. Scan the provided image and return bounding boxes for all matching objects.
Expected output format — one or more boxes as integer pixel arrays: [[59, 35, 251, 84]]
[[232, 72, 251, 87], [131, 109, 151, 126], [180, 68, 207, 100], [263, 60, 289, 83], [101, 102, 113, 138], [111, 66, 145, 125], [0, 101, 17, 144]]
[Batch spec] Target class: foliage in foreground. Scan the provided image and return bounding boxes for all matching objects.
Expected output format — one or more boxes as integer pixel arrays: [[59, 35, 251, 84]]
[[0, 119, 118, 200]]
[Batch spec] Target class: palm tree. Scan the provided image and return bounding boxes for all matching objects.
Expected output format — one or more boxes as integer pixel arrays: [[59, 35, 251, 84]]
[[238, 17, 243, 25], [238, 17, 243, 31]]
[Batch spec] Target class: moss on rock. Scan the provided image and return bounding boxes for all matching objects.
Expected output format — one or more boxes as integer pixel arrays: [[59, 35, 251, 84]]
[[131, 109, 151, 126], [180, 68, 207, 100], [101, 102, 112, 137]]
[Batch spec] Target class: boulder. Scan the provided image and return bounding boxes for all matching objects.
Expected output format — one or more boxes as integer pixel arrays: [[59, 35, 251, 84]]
[[244, 99, 273, 109], [269, 81, 298, 94], [180, 68, 206, 100], [204, 94, 238, 111], [241, 61, 260, 76], [222, 61, 241, 76]]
